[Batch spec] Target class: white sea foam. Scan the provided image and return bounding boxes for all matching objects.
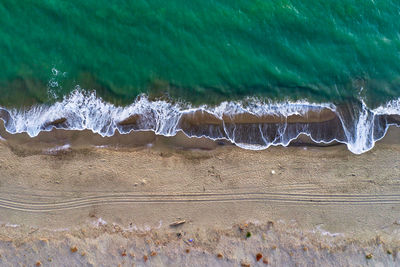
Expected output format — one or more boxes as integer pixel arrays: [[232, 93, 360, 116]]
[[45, 144, 71, 154], [373, 98, 400, 115], [0, 89, 399, 154]]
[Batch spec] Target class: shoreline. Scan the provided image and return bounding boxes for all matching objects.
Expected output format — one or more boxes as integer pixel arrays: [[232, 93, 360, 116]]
[[0, 138, 400, 265], [1, 121, 399, 155], [1, 91, 399, 154]]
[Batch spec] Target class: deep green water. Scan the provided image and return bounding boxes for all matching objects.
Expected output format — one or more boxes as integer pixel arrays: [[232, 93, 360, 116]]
[[0, 0, 400, 107]]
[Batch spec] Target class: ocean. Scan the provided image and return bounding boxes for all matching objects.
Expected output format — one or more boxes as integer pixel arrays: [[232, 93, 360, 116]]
[[0, 0, 399, 153]]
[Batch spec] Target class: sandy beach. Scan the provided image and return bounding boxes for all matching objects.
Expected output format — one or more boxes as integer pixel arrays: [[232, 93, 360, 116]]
[[0, 127, 399, 266]]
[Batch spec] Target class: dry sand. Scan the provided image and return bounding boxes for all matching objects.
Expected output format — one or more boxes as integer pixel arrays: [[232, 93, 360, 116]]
[[0, 129, 399, 266]]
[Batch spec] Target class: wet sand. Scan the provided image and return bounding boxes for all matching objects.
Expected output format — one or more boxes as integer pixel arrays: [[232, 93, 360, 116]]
[[0, 129, 399, 266]]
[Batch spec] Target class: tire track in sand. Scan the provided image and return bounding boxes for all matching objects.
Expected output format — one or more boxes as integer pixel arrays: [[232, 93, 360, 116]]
[[0, 189, 400, 212]]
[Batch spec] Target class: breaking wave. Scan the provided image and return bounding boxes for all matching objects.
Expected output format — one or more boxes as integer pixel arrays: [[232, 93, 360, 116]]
[[0, 89, 399, 154]]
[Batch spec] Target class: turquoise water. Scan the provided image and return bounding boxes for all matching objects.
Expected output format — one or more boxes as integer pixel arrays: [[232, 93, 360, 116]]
[[1, 0, 400, 107], [0, 1, 400, 154]]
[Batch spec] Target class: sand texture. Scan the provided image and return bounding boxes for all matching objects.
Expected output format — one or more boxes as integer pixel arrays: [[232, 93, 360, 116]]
[[0, 134, 400, 266]]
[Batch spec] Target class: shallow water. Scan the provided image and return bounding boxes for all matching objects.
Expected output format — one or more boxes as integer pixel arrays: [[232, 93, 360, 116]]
[[0, 1, 399, 153], [1, 1, 400, 106]]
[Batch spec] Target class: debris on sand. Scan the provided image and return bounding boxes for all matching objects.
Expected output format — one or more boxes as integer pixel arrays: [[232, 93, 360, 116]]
[[256, 253, 263, 261], [70, 246, 78, 253], [143, 255, 148, 262], [241, 262, 250, 267], [170, 220, 186, 227], [246, 232, 252, 238], [263, 257, 269, 264], [239, 223, 249, 231], [366, 253, 373, 259], [35, 261, 41, 266], [150, 251, 157, 256], [217, 253, 223, 259]]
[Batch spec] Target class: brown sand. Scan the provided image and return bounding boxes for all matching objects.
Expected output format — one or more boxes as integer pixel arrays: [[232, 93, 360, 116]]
[[0, 129, 400, 266]]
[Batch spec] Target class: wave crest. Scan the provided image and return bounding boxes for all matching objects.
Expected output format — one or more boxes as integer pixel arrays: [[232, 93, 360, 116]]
[[0, 89, 399, 154]]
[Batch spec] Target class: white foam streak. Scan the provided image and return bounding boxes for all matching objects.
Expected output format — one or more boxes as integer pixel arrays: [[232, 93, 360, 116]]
[[373, 98, 400, 115], [0, 90, 399, 154]]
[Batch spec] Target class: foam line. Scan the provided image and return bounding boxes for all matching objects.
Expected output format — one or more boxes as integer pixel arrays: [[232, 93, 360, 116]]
[[0, 89, 399, 154]]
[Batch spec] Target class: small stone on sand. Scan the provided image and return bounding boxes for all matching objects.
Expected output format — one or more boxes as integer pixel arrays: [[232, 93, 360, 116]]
[[170, 220, 186, 227]]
